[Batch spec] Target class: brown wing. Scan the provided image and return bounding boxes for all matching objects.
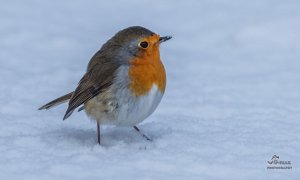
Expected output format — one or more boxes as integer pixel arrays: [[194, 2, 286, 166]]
[[63, 59, 119, 120], [38, 92, 73, 110]]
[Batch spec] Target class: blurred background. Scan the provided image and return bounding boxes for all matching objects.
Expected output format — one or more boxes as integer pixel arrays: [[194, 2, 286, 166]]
[[0, 0, 299, 179]]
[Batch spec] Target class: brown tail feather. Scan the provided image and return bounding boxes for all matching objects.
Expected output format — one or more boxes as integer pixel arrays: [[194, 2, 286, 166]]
[[38, 92, 73, 110]]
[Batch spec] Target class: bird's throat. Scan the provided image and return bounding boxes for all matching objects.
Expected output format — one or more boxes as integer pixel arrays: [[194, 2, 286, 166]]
[[128, 55, 166, 96]]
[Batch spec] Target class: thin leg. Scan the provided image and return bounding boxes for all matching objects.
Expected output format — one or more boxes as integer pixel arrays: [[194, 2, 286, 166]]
[[97, 121, 100, 144], [133, 126, 152, 141]]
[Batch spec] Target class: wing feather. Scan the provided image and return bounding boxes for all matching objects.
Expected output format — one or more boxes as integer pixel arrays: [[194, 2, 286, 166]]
[[63, 59, 119, 120]]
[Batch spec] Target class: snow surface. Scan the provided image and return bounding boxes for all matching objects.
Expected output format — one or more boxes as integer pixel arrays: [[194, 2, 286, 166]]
[[1, 0, 300, 179]]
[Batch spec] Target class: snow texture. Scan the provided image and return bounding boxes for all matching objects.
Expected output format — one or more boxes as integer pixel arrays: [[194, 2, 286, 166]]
[[0, 0, 299, 179]]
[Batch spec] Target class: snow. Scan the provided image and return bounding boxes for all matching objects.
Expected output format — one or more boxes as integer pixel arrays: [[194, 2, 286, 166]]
[[0, 0, 299, 179]]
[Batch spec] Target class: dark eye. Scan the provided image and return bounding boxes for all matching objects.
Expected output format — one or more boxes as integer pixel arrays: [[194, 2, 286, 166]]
[[139, 41, 148, 49]]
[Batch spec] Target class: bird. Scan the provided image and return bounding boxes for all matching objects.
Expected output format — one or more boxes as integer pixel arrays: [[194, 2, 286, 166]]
[[38, 26, 171, 144]]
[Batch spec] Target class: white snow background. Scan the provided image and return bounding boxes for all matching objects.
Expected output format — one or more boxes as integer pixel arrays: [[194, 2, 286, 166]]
[[0, 0, 299, 179]]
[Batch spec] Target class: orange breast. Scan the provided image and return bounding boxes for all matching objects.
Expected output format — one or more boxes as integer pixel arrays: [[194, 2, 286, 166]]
[[128, 46, 166, 96]]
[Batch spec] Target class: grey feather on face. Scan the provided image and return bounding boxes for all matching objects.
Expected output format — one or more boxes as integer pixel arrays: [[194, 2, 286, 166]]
[[87, 26, 154, 70], [104, 26, 155, 61]]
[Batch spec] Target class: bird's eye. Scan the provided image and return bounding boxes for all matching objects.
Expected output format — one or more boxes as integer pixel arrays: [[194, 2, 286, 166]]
[[139, 41, 148, 49]]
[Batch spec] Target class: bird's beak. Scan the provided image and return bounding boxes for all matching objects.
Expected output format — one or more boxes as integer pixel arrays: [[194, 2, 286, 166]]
[[159, 36, 172, 43]]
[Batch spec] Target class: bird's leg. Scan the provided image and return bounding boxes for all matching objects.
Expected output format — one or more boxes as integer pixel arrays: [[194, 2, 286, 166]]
[[97, 121, 100, 144], [133, 126, 152, 141]]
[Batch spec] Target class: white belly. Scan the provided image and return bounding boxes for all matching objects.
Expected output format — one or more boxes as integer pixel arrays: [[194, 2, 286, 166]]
[[85, 84, 164, 126], [115, 85, 164, 126]]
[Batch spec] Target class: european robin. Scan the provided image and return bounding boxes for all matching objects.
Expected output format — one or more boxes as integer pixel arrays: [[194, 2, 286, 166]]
[[39, 26, 172, 144]]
